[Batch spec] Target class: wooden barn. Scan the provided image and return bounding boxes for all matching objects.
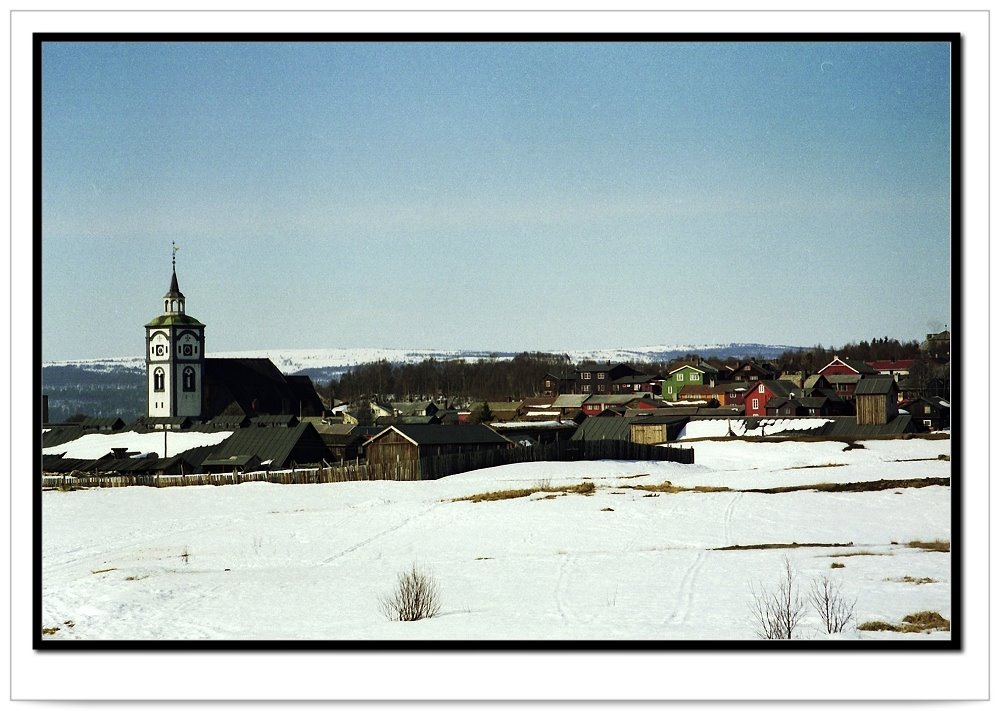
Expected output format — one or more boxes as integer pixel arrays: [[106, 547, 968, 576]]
[[363, 424, 512, 478], [629, 416, 689, 445], [854, 376, 899, 426]]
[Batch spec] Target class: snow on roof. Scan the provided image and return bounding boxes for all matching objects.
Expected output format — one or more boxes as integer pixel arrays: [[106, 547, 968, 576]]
[[677, 418, 831, 440], [42, 430, 235, 460]]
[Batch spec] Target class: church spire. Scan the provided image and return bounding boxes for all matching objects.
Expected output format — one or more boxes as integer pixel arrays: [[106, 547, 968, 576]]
[[163, 242, 185, 313]]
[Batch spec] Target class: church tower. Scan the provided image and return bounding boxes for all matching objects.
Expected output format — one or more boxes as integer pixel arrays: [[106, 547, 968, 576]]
[[145, 244, 206, 418]]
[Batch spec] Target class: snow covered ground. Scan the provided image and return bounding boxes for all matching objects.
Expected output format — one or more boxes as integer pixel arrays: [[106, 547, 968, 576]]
[[40, 436, 951, 642]]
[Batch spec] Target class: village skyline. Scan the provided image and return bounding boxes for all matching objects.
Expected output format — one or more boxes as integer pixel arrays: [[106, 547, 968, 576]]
[[40, 38, 952, 362]]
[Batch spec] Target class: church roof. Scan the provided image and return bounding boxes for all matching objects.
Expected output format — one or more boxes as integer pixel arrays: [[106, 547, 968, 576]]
[[145, 313, 205, 328]]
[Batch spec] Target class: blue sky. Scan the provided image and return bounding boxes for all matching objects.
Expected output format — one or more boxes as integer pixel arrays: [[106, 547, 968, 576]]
[[41, 40, 953, 361]]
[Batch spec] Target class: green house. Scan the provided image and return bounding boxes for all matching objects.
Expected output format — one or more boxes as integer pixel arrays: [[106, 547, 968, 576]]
[[662, 363, 719, 402]]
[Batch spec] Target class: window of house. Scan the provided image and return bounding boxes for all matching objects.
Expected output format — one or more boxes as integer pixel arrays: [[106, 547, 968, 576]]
[[677, 373, 684, 381], [582, 372, 592, 380], [667, 386, 673, 394], [925, 405, 932, 414], [183, 367, 196, 392], [758, 384, 765, 393], [752, 398, 759, 409], [691, 373, 699, 380], [597, 372, 605, 379], [582, 384, 591, 392], [923, 420, 933, 428], [153, 368, 165, 392]]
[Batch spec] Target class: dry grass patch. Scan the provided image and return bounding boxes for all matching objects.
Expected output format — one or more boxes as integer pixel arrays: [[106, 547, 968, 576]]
[[743, 477, 949, 495], [629, 482, 731, 494], [716, 542, 854, 551], [452, 481, 596, 503], [906, 539, 950, 552], [91, 567, 117, 575], [830, 562, 845, 569], [888, 576, 937, 585], [827, 551, 889, 558], [859, 611, 950, 634]]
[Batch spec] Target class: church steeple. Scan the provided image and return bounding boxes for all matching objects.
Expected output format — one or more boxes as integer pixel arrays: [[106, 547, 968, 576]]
[[163, 242, 185, 314], [146, 242, 205, 419]]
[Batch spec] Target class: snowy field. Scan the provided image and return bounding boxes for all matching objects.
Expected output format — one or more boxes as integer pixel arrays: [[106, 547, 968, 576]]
[[41, 436, 952, 642]]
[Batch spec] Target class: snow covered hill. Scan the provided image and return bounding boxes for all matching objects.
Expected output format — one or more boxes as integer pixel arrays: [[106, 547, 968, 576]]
[[44, 342, 801, 375]]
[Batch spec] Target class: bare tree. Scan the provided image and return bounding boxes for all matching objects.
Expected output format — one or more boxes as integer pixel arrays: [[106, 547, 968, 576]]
[[379, 564, 442, 622], [809, 575, 857, 634], [748, 557, 805, 640]]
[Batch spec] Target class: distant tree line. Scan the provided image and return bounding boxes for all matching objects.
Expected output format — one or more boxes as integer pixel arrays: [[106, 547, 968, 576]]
[[329, 336, 947, 407]]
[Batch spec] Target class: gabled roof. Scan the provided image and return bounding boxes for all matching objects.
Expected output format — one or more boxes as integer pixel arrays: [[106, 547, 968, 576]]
[[552, 394, 589, 408], [368, 424, 511, 447], [668, 363, 718, 376], [819, 356, 878, 375], [203, 422, 328, 468], [744, 380, 799, 401], [570, 416, 636, 442], [854, 376, 898, 396]]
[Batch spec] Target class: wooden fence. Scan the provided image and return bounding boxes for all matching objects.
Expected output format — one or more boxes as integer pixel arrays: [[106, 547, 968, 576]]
[[41, 439, 693, 490]]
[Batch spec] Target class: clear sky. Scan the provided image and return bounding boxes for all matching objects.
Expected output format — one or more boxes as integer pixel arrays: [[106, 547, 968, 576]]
[[41, 39, 953, 361]]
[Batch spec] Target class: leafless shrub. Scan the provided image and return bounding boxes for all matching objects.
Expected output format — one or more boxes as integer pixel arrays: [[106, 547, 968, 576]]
[[748, 557, 805, 640], [809, 575, 857, 634], [379, 564, 442, 622]]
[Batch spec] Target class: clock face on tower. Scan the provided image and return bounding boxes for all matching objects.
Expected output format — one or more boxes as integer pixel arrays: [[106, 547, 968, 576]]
[[153, 343, 166, 357], [182, 344, 193, 356]]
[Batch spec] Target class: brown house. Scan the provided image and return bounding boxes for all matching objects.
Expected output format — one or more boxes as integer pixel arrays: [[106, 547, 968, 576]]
[[854, 376, 899, 426], [363, 424, 512, 479]]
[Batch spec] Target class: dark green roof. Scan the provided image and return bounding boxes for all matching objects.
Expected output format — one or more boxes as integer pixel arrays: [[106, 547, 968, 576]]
[[854, 376, 898, 396], [570, 416, 637, 442], [145, 313, 205, 328], [203, 422, 329, 468]]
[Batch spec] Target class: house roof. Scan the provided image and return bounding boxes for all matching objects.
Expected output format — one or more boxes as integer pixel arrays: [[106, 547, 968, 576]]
[[854, 376, 898, 396], [202, 422, 328, 468], [820, 356, 878, 375], [584, 394, 653, 406], [818, 415, 916, 437], [744, 380, 799, 401], [824, 374, 863, 385], [668, 363, 719, 376], [552, 394, 589, 408], [487, 401, 523, 412], [866, 359, 915, 372], [570, 416, 636, 442], [368, 424, 511, 447]]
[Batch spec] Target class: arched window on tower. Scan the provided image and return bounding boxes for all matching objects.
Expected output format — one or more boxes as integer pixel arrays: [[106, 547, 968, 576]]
[[154, 368, 165, 392], [183, 367, 196, 392]]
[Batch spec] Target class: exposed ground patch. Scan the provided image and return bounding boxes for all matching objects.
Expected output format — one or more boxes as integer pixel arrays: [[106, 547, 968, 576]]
[[742, 477, 949, 494], [451, 481, 596, 503], [713, 542, 854, 551], [859, 611, 950, 633]]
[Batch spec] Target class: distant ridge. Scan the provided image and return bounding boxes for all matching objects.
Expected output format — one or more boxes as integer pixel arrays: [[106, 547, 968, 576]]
[[44, 342, 802, 377], [41, 343, 803, 422]]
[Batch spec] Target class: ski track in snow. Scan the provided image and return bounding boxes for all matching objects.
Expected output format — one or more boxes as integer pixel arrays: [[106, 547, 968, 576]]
[[319, 501, 444, 566], [723, 491, 744, 548], [667, 550, 708, 626]]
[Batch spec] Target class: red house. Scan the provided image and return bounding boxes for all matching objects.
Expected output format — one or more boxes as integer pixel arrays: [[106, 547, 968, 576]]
[[743, 380, 799, 418], [816, 356, 878, 400]]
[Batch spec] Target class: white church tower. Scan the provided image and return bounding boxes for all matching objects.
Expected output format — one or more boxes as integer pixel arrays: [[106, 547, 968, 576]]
[[145, 244, 205, 418]]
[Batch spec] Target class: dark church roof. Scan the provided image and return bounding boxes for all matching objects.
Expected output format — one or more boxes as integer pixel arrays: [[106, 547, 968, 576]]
[[201, 358, 324, 420]]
